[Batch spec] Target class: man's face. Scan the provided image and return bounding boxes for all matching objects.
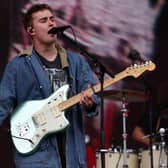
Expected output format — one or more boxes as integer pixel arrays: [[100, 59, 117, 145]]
[[31, 9, 57, 44]]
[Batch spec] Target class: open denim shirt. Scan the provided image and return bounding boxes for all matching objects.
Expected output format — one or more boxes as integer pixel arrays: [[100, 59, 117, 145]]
[[0, 45, 99, 168]]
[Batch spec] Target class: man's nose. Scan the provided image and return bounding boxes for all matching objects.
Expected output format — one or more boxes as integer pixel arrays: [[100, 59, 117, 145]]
[[48, 19, 55, 26]]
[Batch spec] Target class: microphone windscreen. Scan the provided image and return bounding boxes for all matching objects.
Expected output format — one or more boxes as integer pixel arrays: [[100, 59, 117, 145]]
[[48, 25, 71, 34]]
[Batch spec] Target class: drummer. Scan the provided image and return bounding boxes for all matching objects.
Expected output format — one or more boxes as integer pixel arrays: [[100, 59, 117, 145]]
[[132, 81, 168, 147]]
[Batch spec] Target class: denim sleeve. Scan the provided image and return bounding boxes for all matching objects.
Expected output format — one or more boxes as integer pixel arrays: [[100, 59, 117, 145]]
[[77, 58, 100, 117], [0, 60, 17, 127]]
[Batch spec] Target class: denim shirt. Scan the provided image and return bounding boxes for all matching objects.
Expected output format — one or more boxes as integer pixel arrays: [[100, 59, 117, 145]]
[[0, 48, 98, 168]]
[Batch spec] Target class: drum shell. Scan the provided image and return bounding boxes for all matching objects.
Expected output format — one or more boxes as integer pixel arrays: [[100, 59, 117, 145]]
[[140, 148, 168, 168], [96, 149, 139, 168]]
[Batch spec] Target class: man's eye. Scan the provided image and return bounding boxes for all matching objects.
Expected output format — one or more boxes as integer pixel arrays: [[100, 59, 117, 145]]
[[50, 17, 56, 22], [39, 17, 56, 23], [40, 18, 47, 23]]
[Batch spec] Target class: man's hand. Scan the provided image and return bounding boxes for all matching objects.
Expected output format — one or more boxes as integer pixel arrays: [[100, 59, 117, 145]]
[[80, 85, 94, 109]]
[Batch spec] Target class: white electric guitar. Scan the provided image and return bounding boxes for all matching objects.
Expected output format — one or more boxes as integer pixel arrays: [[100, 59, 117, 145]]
[[10, 61, 156, 155]]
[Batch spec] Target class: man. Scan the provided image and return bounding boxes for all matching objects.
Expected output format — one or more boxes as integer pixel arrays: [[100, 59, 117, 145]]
[[0, 3, 99, 168], [132, 110, 157, 147], [132, 81, 168, 147], [131, 82, 168, 167]]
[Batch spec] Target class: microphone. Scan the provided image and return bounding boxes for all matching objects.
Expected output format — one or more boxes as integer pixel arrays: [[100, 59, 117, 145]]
[[159, 128, 165, 135], [48, 25, 71, 34], [128, 49, 145, 62], [142, 133, 155, 139], [142, 128, 168, 139], [159, 128, 166, 141]]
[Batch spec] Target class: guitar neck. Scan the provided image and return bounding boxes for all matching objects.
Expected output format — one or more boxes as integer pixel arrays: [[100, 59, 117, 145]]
[[58, 70, 127, 111], [58, 61, 156, 111]]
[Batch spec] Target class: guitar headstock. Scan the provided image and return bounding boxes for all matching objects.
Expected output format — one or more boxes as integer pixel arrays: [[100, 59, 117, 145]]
[[126, 61, 156, 78]]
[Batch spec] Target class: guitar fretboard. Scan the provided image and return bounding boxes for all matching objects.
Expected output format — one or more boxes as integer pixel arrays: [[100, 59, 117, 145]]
[[58, 68, 129, 111], [58, 61, 155, 111]]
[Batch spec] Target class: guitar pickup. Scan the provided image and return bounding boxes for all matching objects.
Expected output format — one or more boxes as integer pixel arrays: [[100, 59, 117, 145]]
[[32, 112, 47, 127]]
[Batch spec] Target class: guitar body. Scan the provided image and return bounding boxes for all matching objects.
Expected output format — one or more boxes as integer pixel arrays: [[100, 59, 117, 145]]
[[10, 84, 69, 155]]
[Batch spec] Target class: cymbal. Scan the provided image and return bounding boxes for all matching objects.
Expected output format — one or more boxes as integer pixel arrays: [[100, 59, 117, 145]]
[[103, 89, 148, 103]]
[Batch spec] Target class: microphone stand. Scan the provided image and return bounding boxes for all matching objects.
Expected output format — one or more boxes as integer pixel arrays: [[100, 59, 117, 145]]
[[148, 98, 154, 168], [80, 49, 114, 168], [130, 58, 154, 168], [59, 30, 114, 168], [139, 76, 154, 168], [159, 128, 167, 168]]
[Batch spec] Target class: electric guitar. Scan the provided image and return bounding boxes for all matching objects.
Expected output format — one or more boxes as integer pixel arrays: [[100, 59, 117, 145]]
[[10, 61, 156, 155]]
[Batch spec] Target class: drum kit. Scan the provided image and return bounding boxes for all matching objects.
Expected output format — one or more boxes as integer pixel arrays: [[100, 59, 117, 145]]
[[96, 89, 168, 168]]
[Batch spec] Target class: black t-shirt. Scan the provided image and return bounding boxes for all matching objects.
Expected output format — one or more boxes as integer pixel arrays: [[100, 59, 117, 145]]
[[138, 104, 158, 134], [38, 52, 67, 168]]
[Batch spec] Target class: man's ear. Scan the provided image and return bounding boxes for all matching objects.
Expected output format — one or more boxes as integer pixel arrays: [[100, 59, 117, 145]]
[[27, 26, 34, 35]]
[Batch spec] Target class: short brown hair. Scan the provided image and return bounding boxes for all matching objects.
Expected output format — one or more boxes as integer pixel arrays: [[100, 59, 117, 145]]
[[23, 3, 54, 30]]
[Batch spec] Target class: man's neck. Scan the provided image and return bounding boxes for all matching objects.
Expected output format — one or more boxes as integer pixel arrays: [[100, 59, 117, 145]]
[[34, 43, 58, 61]]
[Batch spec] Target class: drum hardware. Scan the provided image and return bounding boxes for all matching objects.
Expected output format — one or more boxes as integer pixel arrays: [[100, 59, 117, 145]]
[[142, 128, 168, 140], [139, 144, 168, 168], [158, 128, 167, 168], [96, 148, 139, 168], [120, 93, 129, 168], [103, 89, 149, 103], [111, 145, 122, 153], [116, 152, 122, 168], [103, 89, 148, 168], [140, 128, 168, 168]]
